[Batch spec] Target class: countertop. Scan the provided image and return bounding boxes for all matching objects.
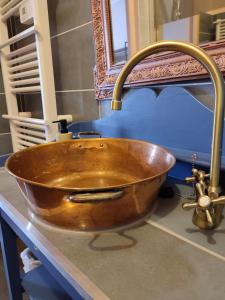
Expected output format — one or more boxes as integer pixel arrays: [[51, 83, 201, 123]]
[[1, 168, 225, 300]]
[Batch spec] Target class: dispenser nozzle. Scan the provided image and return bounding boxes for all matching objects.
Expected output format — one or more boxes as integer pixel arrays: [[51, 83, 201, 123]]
[[53, 119, 68, 134]]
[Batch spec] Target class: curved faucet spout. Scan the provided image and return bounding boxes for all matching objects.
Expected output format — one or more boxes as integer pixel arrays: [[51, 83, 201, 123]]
[[111, 40, 225, 199]]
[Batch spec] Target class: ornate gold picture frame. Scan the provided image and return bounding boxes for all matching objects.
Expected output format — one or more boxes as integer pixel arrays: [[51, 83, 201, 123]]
[[91, 0, 225, 100]]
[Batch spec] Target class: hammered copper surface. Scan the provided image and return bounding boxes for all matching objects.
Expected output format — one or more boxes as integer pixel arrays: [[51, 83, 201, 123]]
[[6, 138, 175, 231]]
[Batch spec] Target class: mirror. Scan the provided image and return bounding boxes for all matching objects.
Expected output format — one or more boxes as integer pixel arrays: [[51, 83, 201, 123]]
[[91, 0, 225, 100], [109, 0, 225, 63], [109, 0, 129, 63]]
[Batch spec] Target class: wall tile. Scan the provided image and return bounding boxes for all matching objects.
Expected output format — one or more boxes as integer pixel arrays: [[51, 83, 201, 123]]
[[188, 84, 225, 116], [22, 91, 99, 122], [56, 91, 98, 121], [187, 85, 215, 111], [0, 95, 10, 134], [0, 134, 12, 156], [22, 93, 43, 119], [51, 23, 95, 91], [48, 0, 92, 36]]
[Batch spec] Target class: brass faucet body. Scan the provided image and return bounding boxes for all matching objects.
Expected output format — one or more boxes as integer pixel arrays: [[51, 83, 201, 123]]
[[111, 41, 225, 229]]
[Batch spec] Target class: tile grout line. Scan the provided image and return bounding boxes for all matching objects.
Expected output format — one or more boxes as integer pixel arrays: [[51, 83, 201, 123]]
[[51, 21, 93, 39], [147, 219, 225, 263]]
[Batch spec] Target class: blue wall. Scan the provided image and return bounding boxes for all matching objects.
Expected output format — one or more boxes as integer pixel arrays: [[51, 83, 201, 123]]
[[71, 86, 225, 168]]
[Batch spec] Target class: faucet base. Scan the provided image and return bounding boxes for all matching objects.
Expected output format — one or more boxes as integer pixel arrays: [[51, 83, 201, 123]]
[[192, 205, 224, 230]]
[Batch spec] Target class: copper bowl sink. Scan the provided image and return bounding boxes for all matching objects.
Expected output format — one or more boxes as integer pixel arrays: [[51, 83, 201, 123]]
[[6, 138, 175, 231]]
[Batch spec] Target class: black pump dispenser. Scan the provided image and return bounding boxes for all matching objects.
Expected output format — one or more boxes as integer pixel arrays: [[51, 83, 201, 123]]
[[53, 119, 68, 133]]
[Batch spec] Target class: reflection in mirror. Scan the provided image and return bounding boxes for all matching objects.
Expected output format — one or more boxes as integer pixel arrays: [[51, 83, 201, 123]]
[[108, 0, 225, 64], [109, 0, 129, 64], [155, 0, 225, 45]]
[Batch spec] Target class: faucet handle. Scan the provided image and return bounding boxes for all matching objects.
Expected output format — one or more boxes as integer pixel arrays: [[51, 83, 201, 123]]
[[185, 176, 196, 183], [205, 209, 214, 227], [182, 182, 207, 206], [182, 182, 215, 227], [182, 201, 198, 210], [185, 168, 210, 184], [185, 168, 198, 183], [211, 196, 225, 205]]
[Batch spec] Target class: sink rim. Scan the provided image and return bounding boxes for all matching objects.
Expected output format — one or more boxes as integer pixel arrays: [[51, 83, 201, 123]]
[[5, 138, 176, 192]]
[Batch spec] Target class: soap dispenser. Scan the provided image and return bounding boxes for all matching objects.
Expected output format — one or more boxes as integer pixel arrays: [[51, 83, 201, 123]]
[[53, 119, 73, 141]]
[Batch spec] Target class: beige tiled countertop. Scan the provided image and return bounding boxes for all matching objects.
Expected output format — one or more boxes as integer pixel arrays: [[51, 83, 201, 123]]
[[1, 169, 225, 300]]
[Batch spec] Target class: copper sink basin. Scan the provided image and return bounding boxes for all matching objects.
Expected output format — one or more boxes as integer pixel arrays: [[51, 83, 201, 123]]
[[6, 138, 175, 231]]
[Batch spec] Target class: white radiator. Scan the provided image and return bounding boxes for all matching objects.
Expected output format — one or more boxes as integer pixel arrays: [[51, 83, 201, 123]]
[[0, 0, 69, 151], [214, 18, 225, 41]]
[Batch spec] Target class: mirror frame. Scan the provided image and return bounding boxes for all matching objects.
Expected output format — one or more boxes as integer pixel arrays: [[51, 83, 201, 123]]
[[91, 0, 225, 100]]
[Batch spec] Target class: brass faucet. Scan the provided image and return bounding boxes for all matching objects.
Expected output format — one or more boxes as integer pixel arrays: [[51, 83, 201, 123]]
[[111, 41, 225, 229]]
